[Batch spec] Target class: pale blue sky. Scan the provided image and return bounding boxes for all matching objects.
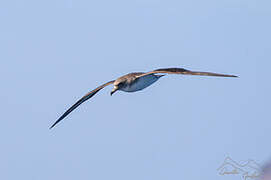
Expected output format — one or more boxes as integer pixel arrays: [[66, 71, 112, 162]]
[[1, 0, 270, 180]]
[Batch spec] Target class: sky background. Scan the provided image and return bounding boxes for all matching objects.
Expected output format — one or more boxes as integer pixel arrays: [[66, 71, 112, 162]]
[[1, 0, 271, 179]]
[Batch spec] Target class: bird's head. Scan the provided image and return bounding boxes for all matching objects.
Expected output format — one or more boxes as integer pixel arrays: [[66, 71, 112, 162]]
[[110, 81, 125, 96]]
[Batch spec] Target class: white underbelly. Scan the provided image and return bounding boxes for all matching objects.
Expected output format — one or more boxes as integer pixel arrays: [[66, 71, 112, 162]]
[[121, 75, 159, 92]]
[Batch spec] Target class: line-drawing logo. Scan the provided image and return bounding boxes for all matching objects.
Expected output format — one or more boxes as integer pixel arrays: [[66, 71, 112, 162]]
[[217, 157, 261, 180]]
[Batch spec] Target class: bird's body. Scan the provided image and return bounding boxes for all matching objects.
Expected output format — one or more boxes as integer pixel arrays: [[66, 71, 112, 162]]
[[114, 73, 163, 92], [50, 67, 238, 129]]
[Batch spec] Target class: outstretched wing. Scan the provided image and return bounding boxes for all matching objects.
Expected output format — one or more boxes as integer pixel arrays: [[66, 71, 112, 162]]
[[137, 68, 238, 78], [50, 80, 115, 129]]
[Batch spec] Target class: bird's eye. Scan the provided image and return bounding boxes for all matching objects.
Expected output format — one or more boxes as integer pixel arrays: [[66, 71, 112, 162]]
[[118, 82, 123, 87]]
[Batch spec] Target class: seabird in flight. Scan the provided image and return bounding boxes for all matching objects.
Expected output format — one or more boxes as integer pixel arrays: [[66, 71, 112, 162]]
[[50, 67, 238, 129]]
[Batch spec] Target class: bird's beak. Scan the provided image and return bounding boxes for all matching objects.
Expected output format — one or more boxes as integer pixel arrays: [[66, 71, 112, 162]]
[[110, 87, 118, 96]]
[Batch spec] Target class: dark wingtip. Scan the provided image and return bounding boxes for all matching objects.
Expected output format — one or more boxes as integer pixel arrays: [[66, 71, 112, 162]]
[[49, 122, 57, 129], [49, 117, 64, 129], [220, 74, 238, 78]]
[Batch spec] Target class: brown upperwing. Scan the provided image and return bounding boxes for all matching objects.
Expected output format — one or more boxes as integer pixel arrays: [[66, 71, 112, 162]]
[[50, 80, 115, 129], [136, 68, 238, 78]]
